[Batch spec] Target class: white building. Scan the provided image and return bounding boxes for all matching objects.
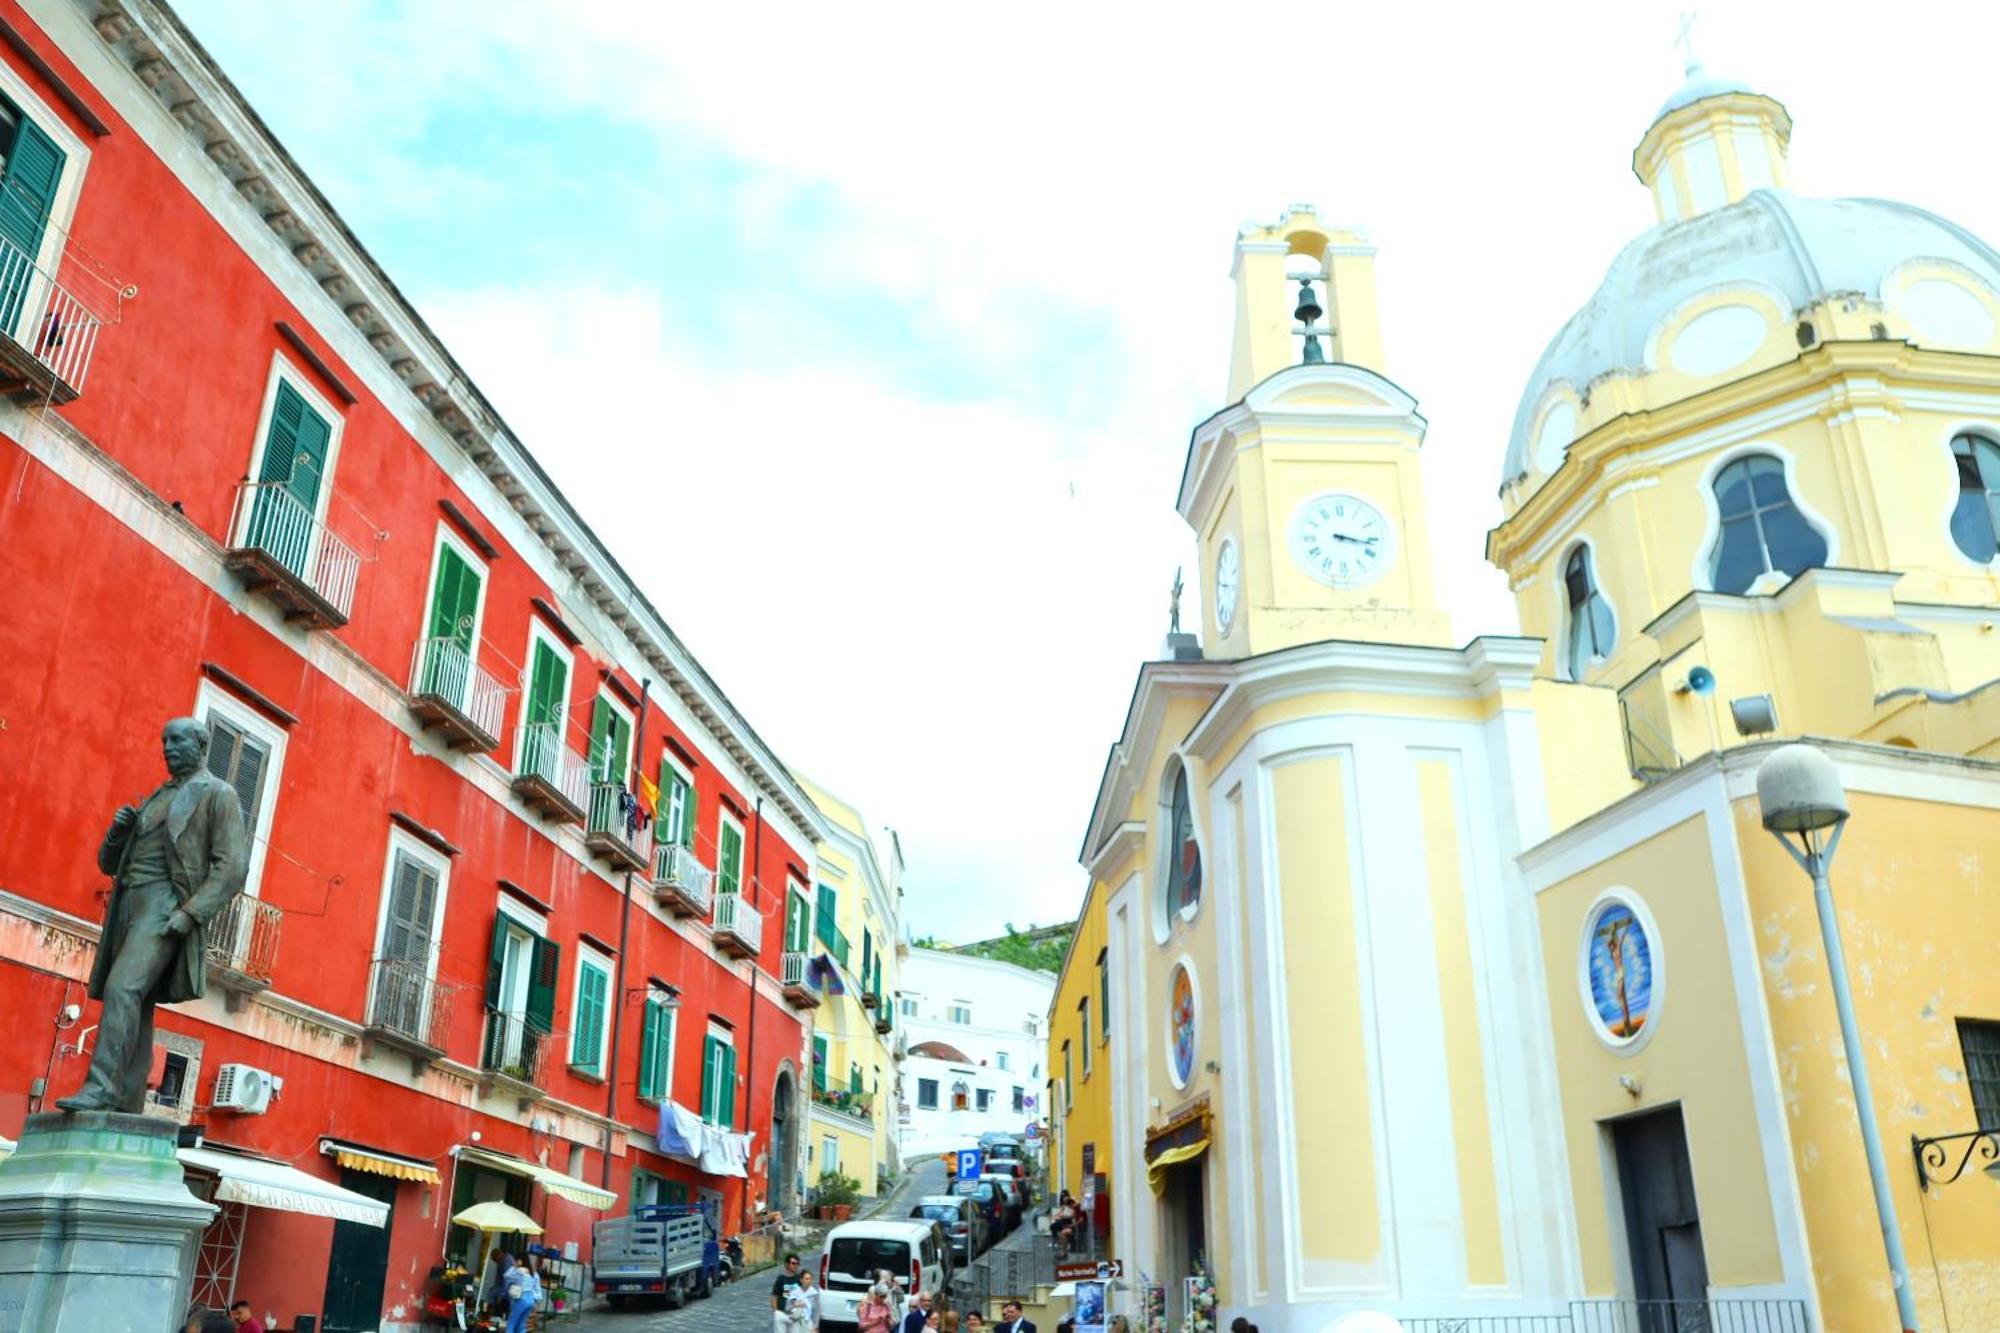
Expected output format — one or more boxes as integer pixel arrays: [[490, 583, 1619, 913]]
[[895, 948, 1056, 1158]]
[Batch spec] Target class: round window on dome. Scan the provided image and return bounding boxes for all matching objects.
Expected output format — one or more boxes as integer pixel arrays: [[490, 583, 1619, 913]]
[[1668, 304, 1767, 377], [1534, 400, 1577, 474], [1900, 279, 1995, 351]]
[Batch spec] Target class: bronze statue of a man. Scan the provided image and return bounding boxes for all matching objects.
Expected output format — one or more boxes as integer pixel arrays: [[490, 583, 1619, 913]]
[[58, 716, 249, 1113]]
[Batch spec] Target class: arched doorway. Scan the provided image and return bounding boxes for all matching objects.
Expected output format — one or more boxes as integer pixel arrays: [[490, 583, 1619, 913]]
[[770, 1066, 798, 1216]]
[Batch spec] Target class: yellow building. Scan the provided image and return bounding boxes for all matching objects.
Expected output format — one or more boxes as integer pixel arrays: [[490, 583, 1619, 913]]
[[793, 776, 902, 1201], [1059, 58, 2000, 1333], [1047, 873, 1113, 1253]]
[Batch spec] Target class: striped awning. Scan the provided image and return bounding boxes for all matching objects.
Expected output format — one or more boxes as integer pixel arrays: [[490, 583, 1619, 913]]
[[457, 1145, 617, 1211], [179, 1147, 390, 1226], [320, 1138, 440, 1185]]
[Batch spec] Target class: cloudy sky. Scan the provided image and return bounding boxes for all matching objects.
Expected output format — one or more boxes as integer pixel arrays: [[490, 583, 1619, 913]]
[[176, 0, 2000, 940]]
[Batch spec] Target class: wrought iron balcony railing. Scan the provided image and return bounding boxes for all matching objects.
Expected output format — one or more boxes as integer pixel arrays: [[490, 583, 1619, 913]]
[[651, 843, 714, 918], [204, 894, 281, 1004], [1405, 1300, 1811, 1333], [585, 781, 654, 872], [810, 1086, 875, 1119], [363, 956, 457, 1062], [224, 480, 360, 628], [0, 232, 108, 403], [780, 950, 821, 1008], [478, 1007, 557, 1097], [511, 721, 589, 824], [712, 890, 761, 960], [407, 635, 506, 751]]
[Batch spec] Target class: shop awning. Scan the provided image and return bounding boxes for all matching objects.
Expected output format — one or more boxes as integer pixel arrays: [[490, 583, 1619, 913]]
[[320, 1138, 440, 1185], [1145, 1138, 1209, 1195], [457, 1146, 616, 1211], [179, 1147, 390, 1227]]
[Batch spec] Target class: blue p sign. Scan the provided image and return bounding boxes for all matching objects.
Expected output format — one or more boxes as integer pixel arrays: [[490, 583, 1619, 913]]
[[956, 1149, 983, 1180]]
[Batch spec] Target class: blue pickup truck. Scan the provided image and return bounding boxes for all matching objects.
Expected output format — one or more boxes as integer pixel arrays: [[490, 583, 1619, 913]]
[[590, 1204, 720, 1309]]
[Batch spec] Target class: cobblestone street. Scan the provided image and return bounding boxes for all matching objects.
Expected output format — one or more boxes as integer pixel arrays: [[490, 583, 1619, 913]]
[[571, 1265, 786, 1333]]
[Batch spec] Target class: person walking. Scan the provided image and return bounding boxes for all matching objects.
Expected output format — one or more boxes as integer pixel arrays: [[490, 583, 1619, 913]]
[[503, 1257, 541, 1333], [899, 1290, 934, 1333], [858, 1283, 897, 1333], [792, 1267, 823, 1330], [771, 1253, 806, 1333], [995, 1299, 1038, 1333]]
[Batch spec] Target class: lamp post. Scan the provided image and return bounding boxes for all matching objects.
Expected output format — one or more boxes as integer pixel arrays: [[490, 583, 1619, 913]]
[[1755, 744, 1921, 1332]]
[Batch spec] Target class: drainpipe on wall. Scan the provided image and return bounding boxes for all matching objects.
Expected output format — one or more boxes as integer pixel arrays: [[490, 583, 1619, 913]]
[[742, 793, 764, 1229], [600, 680, 651, 1191]]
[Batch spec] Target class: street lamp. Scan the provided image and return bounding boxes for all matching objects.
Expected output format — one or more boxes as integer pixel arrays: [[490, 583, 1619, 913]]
[[1755, 744, 1921, 1333]]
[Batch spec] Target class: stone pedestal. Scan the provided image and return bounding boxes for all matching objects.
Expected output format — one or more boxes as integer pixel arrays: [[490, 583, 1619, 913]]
[[0, 1111, 215, 1333]]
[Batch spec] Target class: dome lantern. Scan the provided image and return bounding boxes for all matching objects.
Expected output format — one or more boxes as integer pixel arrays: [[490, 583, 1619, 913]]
[[1631, 60, 1793, 225]]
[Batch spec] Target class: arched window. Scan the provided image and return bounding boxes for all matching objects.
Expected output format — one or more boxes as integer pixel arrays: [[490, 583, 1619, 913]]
[[1563, 546, 1616, 678], [1707, 454, 1827, 593], [950, 1080, 970, 1111], [1166, 765, 1201, 918], [1950, 433, 2000, 562]]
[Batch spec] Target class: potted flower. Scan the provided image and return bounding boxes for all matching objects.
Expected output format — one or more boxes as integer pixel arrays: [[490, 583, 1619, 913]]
[[815, 1169, 861, 1221]]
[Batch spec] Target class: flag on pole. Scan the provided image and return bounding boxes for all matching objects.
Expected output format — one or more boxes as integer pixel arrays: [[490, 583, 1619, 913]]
[[636, 769, 659, 818]]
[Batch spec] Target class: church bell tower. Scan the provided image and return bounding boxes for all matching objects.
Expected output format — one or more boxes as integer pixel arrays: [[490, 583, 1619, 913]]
[[1182, 205, 1450, 657]]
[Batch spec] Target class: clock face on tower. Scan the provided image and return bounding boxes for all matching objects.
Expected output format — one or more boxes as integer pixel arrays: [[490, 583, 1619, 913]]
[[1213, 539, 1240, 634], [1287, 491, 1396, 587]]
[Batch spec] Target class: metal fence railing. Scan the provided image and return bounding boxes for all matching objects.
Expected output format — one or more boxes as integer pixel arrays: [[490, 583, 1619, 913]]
[[713, 890, 762, 954], [652, 843, 715, 916], [227, 480, 360, 621], [365, 956, 456, 1053], [516, 721, 589, 814], [479, 1008, 555, 1089], [586, 781, 654, 864], [0, 231, 107, 394], [1403, 1303, 1812, 1333], [205, 894, 281, 987], [408, 635, 506, 741]]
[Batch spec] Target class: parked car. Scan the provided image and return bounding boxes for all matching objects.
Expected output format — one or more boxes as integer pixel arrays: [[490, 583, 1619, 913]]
[[985, 1155, 1032, 1204], [911, 1193, 986, 1262], [979, 1172, 1026, 1229], [951, 1177, 1009, 1236], [817, 1219, 951, 1332]]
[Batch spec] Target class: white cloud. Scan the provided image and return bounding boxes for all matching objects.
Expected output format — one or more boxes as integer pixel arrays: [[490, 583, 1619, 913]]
[[176, 0, 2000, 936]]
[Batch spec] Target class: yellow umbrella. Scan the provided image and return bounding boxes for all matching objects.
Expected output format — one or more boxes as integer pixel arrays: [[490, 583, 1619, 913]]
[[452, 1200, 543, 1235]]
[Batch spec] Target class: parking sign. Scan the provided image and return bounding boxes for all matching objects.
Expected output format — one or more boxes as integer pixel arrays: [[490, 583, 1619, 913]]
[[955, 1148, 984, 1179]]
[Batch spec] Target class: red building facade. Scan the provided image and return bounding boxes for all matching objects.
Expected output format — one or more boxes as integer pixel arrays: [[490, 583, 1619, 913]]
[[0, 1, 826, 1327]]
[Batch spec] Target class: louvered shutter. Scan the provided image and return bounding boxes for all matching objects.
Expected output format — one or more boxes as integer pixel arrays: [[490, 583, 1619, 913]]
[[721, 1041, 737, 1124], [637, 999, 660, 1098], [0, 112, 63, 331], [483, 913, 509, 1009], [573, 962, 606, 1072], [700, 1036, 720, 1121], [527, 640, 566, 728], [676, 774, 696, 849], [526, 934, 560, 1034], [812, 1035, 828, 1092], [202, 713, 269, 837], [429, 543, 480, 649], [257, 382, 332, 508], [382, 854, 438, 963], [588, 699, 613, 782], [815, 885, 836, 949], [718, 822, 742, 895]]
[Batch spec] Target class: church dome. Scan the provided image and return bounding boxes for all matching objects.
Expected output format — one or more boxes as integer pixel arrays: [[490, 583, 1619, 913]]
[[1502, 190, 2000, 486]]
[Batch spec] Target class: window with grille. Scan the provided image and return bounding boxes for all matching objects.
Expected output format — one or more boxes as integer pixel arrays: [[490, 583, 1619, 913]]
[[1706, 454, 1828, 593], [569, 954, 610, 1075], [199, 694, 282, 895], [1960, 1018, 2000, 1131]]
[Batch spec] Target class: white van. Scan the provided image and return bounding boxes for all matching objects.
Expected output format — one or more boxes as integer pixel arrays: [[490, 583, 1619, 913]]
[[817, 1218, 951, 1331]]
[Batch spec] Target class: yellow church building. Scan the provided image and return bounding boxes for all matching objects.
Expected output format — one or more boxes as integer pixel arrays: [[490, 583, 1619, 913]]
[[1053, 60, 2000, 1333]]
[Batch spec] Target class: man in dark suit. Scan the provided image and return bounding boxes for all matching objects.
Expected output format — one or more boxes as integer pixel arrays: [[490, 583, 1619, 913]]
[[995, 1299, 1036, 1333], [897, 1289, 932, 1333], [58, 717, 248, 1112]]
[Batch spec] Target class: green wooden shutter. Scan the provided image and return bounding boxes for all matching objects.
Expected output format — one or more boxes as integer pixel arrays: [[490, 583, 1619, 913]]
[[700, 1036, 721, 1121], [0, 112, 63, 330], [574, 962, 607, 1072], [651, 1003, 675, 1100], [588, 699, 632, 784], [722, 1041, 737, 1124], [862, 929, 873, 979], [812, 1035, 828, 1092], [526, 935, 560, 1034], [718, 822, 742, 895], [428, 543, 480, 648], [483, 914, 509, 1009], [637, 999, 660, 1098], [257, 381, 332, 507], [527, 641, 566, 728], [815, 885, 836, 949], [676, 773, 696, 848]]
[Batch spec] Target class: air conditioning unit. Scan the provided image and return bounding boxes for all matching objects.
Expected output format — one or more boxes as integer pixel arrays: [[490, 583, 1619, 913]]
[[212, 1063, 278, 1115]]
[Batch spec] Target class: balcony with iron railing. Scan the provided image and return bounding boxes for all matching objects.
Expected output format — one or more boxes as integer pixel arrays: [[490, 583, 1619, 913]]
[[809, 1085, 876, 1122], [510, 721, 589, 825], [362, 956, 460, 1072], [873, 991, 892, 1035], [651, 843, 714, 918], [477, 1008, 558, 1109], [204, 894, 281, 1011], [585, 782, 653, 873], [223, 480, 361, 629], [712, 891, 761, 960], [0, 232, 110, 405], [780, 951, 821, 1009], [407, 636, 506, 752]]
